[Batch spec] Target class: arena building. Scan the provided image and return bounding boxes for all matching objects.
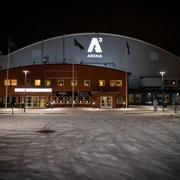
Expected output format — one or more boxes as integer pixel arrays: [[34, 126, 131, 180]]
[[0, 33, 180, 108]]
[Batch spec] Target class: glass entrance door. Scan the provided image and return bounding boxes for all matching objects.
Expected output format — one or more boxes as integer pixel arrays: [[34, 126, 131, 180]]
[[26, 96, 40, 108], [100, 96, 113, 108]]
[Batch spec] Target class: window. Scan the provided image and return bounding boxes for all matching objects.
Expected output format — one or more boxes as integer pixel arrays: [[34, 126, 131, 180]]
[[4, 79, 18, 86], [117, 96, 124, 104], [129, 94, 134, 103], [116, 80, 122, 87], [135, 94, 141, 104], [110, 80, 116, 87], [4, 79, 10, 86], [84, 80, 90, 86], [11, 79, 17, 86], [110, 80, 123, 87], [58, 80, 64, 86], [34, 79, 41, 86], [99, 80, 105, 86], [45, 80, 51, 87], [71, 80, 77, 86]]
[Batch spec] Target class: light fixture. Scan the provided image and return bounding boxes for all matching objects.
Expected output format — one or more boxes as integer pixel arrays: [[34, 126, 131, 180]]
[[159, 71, 165, 77], [15, 88, 52, 92]]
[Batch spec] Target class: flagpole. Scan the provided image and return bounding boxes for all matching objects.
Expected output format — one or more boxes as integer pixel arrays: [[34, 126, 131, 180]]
[[62, 34, 65, 63], [5, 37, 11, 108], [72, 62, 74, 108], [71, 39, 74, 108], [41, 38, 44, 64], [125, 40, 128, 109], [125, 70, 128, 109], [125, 62, 128, 109], [72, 38, 85, 108]]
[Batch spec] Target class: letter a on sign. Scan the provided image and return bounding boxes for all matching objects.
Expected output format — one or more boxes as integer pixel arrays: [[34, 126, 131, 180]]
[[87, 38, 102, 53]]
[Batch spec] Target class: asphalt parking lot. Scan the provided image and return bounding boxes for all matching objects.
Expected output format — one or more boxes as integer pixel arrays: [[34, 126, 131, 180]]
[[0, 107, 180, 180]]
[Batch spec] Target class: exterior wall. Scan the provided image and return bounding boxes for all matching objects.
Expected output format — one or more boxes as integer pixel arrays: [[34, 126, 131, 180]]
[[141, 78, 164, 87], [0, 64, 126, 108], [141, 78, 178, 88]]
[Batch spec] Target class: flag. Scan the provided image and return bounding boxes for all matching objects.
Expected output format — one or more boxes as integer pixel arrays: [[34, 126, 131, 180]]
[[10, 40, 16, 49], [126, 40, 130, 55], [8, 37, 16, 50], [73, 38, 84, 50]]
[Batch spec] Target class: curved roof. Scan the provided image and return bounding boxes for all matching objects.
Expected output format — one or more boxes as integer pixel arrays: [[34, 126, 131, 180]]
[[10, 32, 180, 59]]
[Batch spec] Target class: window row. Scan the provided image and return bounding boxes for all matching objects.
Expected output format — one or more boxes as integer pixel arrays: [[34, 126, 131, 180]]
[[4, 79, 123, 87], [4, 79, 17, 86]]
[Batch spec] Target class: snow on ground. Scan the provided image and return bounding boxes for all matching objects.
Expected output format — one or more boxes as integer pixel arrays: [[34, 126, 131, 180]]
[[0, 107, 180, 180]]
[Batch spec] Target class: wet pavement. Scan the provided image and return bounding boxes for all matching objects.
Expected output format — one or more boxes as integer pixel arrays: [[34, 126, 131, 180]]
[[0, 107, 180, 180]]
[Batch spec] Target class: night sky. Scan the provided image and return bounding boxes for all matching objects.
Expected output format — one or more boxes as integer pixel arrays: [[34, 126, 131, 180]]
[[0, 1, 180, 56]]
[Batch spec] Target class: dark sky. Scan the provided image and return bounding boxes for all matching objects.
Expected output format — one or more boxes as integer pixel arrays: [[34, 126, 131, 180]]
[[0, 1, 180, 56]]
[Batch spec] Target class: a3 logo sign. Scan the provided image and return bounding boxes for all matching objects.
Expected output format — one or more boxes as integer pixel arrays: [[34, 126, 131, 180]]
[[87, 37, 103, 58], [87, 38, 103, 53]]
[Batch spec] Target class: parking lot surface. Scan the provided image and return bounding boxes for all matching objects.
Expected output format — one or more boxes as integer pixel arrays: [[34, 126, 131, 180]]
[[0, 107, 180, 180]]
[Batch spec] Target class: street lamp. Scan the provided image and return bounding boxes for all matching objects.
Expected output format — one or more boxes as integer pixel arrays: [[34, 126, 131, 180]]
[[160, 71, 165, 111], [23, 70, 29, 113]]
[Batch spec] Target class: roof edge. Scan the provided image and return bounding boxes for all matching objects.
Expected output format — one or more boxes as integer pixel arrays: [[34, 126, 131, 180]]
[[8, 32, 180, 60]]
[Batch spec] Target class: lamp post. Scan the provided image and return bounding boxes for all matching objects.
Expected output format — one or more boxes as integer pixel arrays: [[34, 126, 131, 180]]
[[23, 70, 29, 113], [70, 43, 75, 108], [160, 71, 165, 111], [5, 37, 11, 108], [72, 63, 75, 108], [125, 69, 128, 109]]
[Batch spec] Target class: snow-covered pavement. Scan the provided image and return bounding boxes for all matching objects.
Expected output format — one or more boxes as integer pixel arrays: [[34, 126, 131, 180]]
[[0, 107, 180, 179]]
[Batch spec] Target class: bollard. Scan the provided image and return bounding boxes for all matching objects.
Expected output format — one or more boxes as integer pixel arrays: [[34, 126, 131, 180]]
[[153, 99, 158, 112], [11, 105, 14, 115], [92, 102, 96, 109], [174, 102, 177, 113]]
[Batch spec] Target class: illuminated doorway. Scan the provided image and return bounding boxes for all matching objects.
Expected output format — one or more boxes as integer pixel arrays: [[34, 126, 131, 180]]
[[100, 96, 113, 108]]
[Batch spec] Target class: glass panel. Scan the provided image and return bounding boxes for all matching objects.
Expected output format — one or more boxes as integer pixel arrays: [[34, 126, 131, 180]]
[[135, 94, 141, 103], [101, 97, 105, 107], [84, 80, 90, 86], [58, 80, 64, 86], [116, 80, 122, 87], [33, 97, 39, 107], [117, 96, 124, 104], [27, 97, 32, 107], [4, 79, 10, 86], [129, 94, 134, 103], [34, 80, 41, 86], [71, 80, 77, 86], [107, 97, 112, 107], [85, 97, 90, 104], [58, 97, 64, 104], [65, 97, 70, 103], [79, 97, 83, 104], [110, 80, 116, 86], [99, 80, 105, 86], [45, 80, 51, 86], [11, 79, 17, 86]]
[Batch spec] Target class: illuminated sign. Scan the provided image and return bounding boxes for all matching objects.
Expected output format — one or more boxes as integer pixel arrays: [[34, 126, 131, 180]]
[[87, 38, 103, 58], [15, 88, 52, 93]]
